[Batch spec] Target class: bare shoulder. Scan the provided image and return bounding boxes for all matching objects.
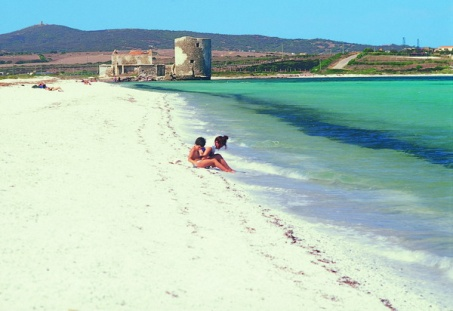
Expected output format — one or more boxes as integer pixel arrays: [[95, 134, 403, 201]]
[[188, 145, 198, 158]]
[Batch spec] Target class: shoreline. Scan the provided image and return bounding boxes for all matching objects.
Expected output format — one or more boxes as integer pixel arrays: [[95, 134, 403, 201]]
[[0, 72, 452, 87], [212, 73, 453, 80], [0, 79, 449, 310]]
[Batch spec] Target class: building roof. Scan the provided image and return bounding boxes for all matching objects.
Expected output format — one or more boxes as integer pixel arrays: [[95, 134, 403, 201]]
[[129, 50, 151, 55], [112, 49, 152, 55]]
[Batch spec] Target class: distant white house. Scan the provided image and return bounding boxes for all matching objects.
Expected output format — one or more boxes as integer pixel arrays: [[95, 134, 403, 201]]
[[436, 46, 453, 51]]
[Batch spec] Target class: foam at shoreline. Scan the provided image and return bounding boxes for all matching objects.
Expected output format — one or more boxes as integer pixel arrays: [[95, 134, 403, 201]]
[[0, 78, 449, 310]]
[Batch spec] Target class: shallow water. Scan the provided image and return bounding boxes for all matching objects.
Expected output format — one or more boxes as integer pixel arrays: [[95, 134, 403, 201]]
[[128, 76, 453, 299]]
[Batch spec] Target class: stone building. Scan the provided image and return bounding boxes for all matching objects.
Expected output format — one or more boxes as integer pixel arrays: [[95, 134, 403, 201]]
[[111, 49, 155, 76], [98, 64, 112, 77], [173, 36, 211, 79], [99, 36, 211, 80]]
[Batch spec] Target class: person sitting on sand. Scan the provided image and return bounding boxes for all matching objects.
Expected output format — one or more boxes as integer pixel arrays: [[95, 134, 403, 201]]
[[32, 83, 63, 92], [31, 83, 47, 89], [199, 135, 234, 172], [45, 86, 63, 92], [188, 137, 234, 173]]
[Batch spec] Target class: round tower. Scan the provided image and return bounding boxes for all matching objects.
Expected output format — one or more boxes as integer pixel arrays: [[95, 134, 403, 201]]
[[174, 36, 211, 79]]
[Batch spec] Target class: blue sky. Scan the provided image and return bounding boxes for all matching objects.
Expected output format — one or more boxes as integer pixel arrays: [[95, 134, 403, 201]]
[[2, 0, 452, 48]]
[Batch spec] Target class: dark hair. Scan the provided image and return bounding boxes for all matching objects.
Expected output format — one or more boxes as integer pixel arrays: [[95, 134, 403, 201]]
[[195, 137, 206, 147], [215, 135, 229, 149]]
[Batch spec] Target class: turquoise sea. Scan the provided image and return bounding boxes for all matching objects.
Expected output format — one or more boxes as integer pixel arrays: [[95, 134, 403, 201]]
[[128, 76, 452, 298]]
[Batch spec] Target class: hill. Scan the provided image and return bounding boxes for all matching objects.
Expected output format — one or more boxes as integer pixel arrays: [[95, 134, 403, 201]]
[[0, 24, 404, 54]]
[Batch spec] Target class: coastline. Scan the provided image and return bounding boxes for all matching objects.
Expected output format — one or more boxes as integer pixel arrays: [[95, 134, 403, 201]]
[[0, 79, 449, 310], [212, 73, 453, 80]]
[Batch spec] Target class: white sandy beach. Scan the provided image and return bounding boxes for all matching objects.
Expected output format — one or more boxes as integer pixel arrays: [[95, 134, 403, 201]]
[[0, 78, 447, 310]]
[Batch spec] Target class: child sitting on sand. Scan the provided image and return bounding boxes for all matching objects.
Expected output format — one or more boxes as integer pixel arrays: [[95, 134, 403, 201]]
[[199, 135, 234, 172], [188, 137, 234, 173]]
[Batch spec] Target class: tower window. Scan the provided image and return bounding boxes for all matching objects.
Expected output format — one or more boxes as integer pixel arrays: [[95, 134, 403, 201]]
[[190, 60, 195, 63], [196, 43, 200, 47]]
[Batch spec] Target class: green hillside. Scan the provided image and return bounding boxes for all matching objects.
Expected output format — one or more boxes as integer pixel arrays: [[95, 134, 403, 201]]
[[0, 24, 404, 54]]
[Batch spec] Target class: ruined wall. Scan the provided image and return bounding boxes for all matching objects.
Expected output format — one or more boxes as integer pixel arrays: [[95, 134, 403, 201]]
[[111, 50, 154, 76], [174, 37, 211, 79], [104, 39, 212, 80], [156, 64, 166, 76], [112, 50, 153, 66], [98, 64, 113, 77]]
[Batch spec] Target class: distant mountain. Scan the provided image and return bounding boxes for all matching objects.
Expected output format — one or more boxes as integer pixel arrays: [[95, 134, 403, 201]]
[[0, 24, 403, 54]]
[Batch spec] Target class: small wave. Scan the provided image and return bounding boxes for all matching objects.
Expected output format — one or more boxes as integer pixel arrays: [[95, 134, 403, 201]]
[[316, 223, 453, 294], [233, 156, 309, 181], [378, 245, 453, 282]]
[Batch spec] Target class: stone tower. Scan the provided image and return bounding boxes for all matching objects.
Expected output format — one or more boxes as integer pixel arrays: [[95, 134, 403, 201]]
[[174, 36, 211, 80]]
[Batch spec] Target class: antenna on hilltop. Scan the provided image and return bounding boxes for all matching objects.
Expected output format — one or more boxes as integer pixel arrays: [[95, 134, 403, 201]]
[[417, 39, 420, 48], [402, 37, 406, 46]]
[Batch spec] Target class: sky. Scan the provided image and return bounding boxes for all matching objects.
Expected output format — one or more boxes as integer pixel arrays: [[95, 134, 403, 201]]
[[1, 0, 452, 48]]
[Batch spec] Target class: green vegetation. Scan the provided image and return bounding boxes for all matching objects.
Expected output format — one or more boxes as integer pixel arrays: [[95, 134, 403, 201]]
[[345, 48, 453, 75], [0, 73, 47, 80], [1, 25, 450, 78], [212, 53, 347, 76], [311, 54, 343, 73], [0, 63, 99, 77], [211, 49, 452, 77], [38, 54, 48, 62], [15, 54, 49, 64], [1, 46, 451, 79], [0, 24, 400, 54]]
